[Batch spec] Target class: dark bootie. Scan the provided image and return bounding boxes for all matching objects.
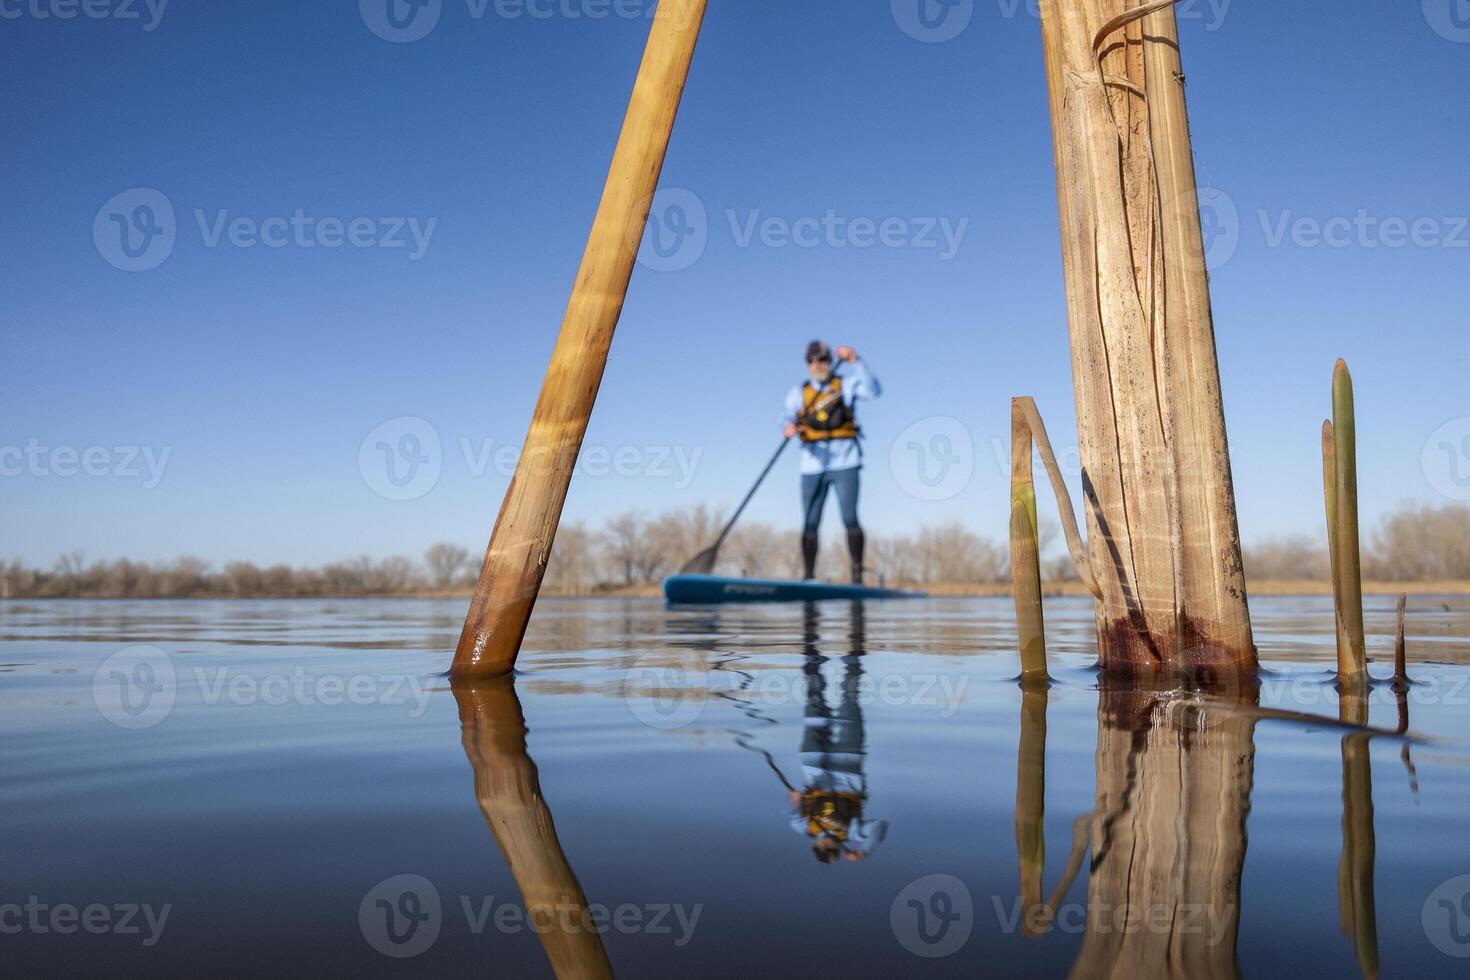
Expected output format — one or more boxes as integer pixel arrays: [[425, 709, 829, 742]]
[[846, 527, 866, 584], [802, 533, 819, 581]]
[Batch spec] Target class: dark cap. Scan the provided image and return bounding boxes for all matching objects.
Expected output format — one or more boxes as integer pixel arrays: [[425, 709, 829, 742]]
[[805, 340, 832, 363]]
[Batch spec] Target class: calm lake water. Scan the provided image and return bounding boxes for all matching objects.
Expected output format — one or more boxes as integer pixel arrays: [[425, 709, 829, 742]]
[[3, 596, 1470, 977]]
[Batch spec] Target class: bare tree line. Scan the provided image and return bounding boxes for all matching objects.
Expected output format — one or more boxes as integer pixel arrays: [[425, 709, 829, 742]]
[[1242, 501, 1470, 581], [4, 502, 1468, 599]]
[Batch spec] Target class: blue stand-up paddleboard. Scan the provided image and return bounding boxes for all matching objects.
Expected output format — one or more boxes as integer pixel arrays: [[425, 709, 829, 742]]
[[663, 574, 925, 604]]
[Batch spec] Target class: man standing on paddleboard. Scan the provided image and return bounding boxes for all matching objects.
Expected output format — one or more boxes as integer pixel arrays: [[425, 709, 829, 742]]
[[783, 341, 881, 583]]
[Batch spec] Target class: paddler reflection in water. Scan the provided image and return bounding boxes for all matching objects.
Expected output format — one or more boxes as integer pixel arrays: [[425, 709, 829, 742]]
[[783, 341, 881, 583], [786, 603, 887, 863]]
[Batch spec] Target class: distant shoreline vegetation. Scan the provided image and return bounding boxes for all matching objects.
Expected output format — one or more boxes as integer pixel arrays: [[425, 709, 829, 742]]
[[5, 502, 1468, 600]]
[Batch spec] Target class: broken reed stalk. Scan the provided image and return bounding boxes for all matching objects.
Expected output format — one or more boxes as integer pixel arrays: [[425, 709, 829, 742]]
[[1010, 397, 1103, 679], [1394, 593, 1408, 686], [1010, 504, 1049, 683], [1330, 360, 1367, 678], [1037, 0, 1254, 676], [452, 0, 708, 679]]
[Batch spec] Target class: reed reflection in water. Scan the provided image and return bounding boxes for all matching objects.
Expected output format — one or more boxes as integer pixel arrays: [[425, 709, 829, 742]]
[[454, 679, 614, 980], [1013, 671, 1405, 979]]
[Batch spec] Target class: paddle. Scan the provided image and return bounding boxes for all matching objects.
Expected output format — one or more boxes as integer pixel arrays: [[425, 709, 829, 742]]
[[678, 437, 792, 575]]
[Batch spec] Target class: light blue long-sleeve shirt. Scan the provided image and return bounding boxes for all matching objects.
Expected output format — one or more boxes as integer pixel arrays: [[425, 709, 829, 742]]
[[783, 359, 881, 474]]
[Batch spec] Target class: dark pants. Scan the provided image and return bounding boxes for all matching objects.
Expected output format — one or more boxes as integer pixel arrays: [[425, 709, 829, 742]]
[[801, 467, 861, 534]]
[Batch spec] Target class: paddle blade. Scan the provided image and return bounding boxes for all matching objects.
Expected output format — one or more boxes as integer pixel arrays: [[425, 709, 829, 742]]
[[678, 546, 719, 576]]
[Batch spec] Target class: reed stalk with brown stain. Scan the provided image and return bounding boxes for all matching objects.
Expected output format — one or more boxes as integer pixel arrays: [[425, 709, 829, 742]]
[[1036, 0, 1253, 675]]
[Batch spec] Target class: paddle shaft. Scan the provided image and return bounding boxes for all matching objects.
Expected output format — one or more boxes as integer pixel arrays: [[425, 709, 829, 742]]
[[709, 437, 791, 554]]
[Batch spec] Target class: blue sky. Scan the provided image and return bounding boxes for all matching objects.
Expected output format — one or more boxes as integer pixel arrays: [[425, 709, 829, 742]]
[[4, 0, 1469, 567]]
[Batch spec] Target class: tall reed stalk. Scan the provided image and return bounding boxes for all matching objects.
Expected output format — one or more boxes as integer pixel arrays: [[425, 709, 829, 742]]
[[1036, 0, 1254, 673], [452, 0, 708, 679], [1324, 360, 1367, 679]]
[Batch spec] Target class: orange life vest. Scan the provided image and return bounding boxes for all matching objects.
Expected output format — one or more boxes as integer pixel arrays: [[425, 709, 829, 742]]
[[800, 377, 860, 442], [800, 790, 863, 840]]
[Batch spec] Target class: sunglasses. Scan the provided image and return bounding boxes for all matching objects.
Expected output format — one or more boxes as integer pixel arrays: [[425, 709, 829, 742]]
[[808, 355, 832, 364]]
